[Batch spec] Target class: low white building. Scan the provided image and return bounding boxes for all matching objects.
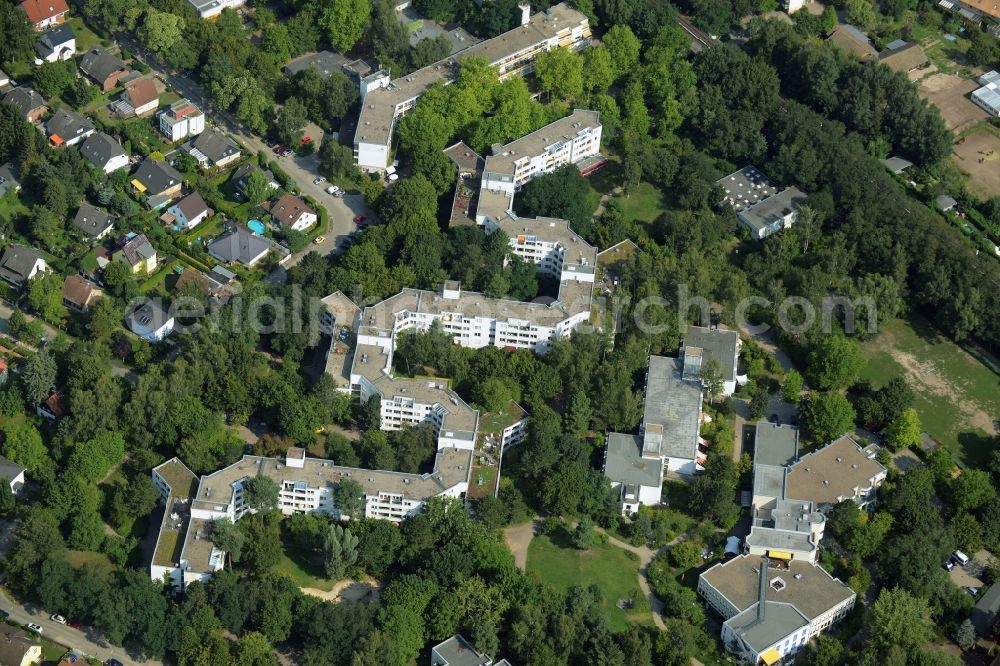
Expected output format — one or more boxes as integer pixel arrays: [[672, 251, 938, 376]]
[[0, 456, 26, 494], [971, 70, 1000, 116], [158, 99, 205, 142], [186, 0, 244, 18], [716, 166, 808, 240], [126, 301, 175, 342]]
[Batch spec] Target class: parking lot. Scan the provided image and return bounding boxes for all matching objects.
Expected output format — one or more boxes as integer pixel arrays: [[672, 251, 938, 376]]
[[949, 549, 993, 591]]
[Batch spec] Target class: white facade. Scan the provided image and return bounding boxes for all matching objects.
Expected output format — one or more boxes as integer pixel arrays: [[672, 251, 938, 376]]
[[38, 35, 74, 62], [158, 101, 205, 142], [187, 0, 244, 18], [167, 200, 209, 230], [101, 152, 129, 174], [286, 210, 317, 232]]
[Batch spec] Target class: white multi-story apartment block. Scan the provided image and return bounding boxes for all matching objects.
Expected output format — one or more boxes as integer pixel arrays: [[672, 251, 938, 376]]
[[698, 555, 855, 665], [158, 99, 205, 142], [481, 110, 602, 194], [353, 3, 591, 170]]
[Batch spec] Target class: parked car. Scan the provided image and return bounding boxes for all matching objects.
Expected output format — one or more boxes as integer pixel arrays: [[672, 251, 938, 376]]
[[312, 235, 326, 245], [67, 620, 81, 629], [281, 148, 294, 157], [272, 144, 287, 155], [25, 623, 42, 634], [106, 660, 125, 666], [325, 185, 341, 195], [0, 609, 9, 619], [965, 586, 979, 597], [50, 614, 66, 624], [944, 559, 955, 571], [354, 215, 366, 225], [313, 177, 326, 185]]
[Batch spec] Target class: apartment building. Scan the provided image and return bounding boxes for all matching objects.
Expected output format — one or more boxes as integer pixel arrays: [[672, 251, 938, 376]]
[[481, 110, 601, 193], [698, 555, 855, 665], [682, 325, 743, 396], [158, 99, 205, 142], [353, 3, 591, 170]]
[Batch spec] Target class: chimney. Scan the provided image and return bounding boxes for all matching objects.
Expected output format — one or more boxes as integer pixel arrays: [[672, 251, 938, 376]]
[[518, 2, 531, 25]]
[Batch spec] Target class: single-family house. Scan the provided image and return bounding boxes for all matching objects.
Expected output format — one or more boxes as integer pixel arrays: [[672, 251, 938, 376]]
[[20, 0, 69, 30], [34, 23, 75, 62], [230, 163, 278, 196], [0, 456, 26, 494], [72, 202, 114, 239], [79, 132, 129, 174], [45, 108, 95, 147], [0, 162, 21, 197], [0, 624, 42, 666], [113, 233, 157, 274], [37, 390, 65, 420], [126, 301, 175, 341], [2, 87, 47, 122], [207, 223, 270, 267], [878, 40, 927, 73], [131, 158, 183, 198], [0, 244, 46, 288], [187, 128, 240, 168], [78, 47, 130, 92], [166, 192, 210, 230], [270, 193, 317, 231], [62, 274, 103, 312], [158, 98, 205, 142], [119, 77, 159, 117], [174, 266, 235, 305]]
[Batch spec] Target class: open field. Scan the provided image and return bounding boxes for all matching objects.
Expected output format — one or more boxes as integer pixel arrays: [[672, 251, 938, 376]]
[[526, 532, 652, 631], [860, 316, 1000, 468], [275, 545, 335, 591], [953, 130, 1000, 199], [612, 182, 668, 228], [918, 73, 988, 133]]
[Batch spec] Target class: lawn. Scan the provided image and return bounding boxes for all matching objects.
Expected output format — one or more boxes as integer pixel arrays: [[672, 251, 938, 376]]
[[526, 531, 652, 631], [61, 549, 115, 576], [39, 636, 68, 664], [274, 544, 336, 591], [860, 315, 1000, 468], [612, 182, 669, 228], [68, 17, 106, 51]]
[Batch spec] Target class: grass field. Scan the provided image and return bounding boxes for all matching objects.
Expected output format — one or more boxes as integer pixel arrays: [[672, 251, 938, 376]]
[[612, 182, 668, 228], [860, 316, 1000, 468], [274, 545, 335, 591], [62, 549, 115, 576], [526, 532, 651, 631]]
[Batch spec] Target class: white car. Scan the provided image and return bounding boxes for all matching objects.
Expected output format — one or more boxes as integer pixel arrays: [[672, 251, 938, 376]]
[[313, 177, 326, 185], [325, 185, 342, 195], [50, 614, 66, 625], [26, 623, 42, 634]]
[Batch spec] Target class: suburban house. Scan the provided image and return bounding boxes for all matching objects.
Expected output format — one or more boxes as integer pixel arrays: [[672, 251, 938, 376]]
[[230, 163, 278, 197], [0, 624, 42, 666], [206, 223, 270, 267], [354, 3, 592, 170], [113, 233, 157, 274], [78, 47, 130, 91], [20, 0, 68, 29], [2, 87, 47, 122], [682, 325, 743, 397], [127, 301, 175, 341], [878, 39, 928, 73], [431, 635, 513, 665], [34, 23, 75, 62], [158, 98, 205, 142], [972, 584, 1000, 636], [72, 201, 114, 239], [0, 162, 21, 197], [166, 192, 210, 230], [972, 70, 1000, 117], [698, 555, 856, 665], [79, 132, 129, 173], [716, 166, 807, 240], [269, 194, 317, 231], [0, 456, 26, 493], [187, 128, 240, 168], [45, 108, 95, 147], [186, 0, 244, 19], [118, 77, 159, 117], [62, 274, 102, 312], [37, 390, 65, 420], [0, 244, 46, 288], [131, 158, 183, 198], [174, 266, 236, 305]]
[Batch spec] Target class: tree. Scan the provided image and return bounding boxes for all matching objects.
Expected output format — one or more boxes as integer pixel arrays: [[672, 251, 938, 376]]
[[669, 539, 703, 570], [234, 632, 277, 666], [26, 273, 63, 324], [535, 48, 584, 101], [1, 422, 46, 474], [563, 389, 592, 437], [274, 97, 308, 146], [584, 46, 615, 94], [951, 468, 995, 513], [807, 336, 866, 390], [801, 392, 856, 444], [211, 517, 246, 564], [603, 25, 641, 79], [701, 358, 724, 403], [884, 407, 921, 451], [954, 618, 976, 650], [323, 524, 359, 579], [68, 432, 126, 483], [0, 480, 13, 514], [21, 350, 57, 407], [845, 0, 877, 29], [572, 517, 595, 549], [517, 164, 594, 237], [749, 383, 770, 420], [782, 370, 803, 403], [239, 514, 282, 572], [334, 479, 365, 519], [870, 587, 933, 652], [244, 169, 272, 206], [318, 140, 357, 181], [138, 9, 185, 53], [321, 0, 372, 52], [243, 476, 280, 512], [33, 61, 75, 98]]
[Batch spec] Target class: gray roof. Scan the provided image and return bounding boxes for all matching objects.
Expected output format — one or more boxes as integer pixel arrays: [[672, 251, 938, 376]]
[[126, 301, 171, 333], [80, 132, 127, 169], [745, 525, 816, 555], [78, 47, 127, 83], [642, 356, 703, 460], [604, 433, 663, 489], [0, 244, 44, 286], [882, 156, 913, 174], [45, 108, 95, 142], [190, 128, 239, 164], [35, 23, 75, 58], [754, 422, 799, 468], [3, 87, 46, 116], [0, 455, 25, 483], [172, 192, 209, 221], [727, 601, 809, 654], [432, 635, 492, 666], [0, 162, 20, 197], [133, 158, 182, 194], [973, 585, 1000, 635], [684, 326, 740, 382], [483, 109, 601, 178], [936, 194, 958, 211], [739, 187, 808, 235], [753, 464, 787, 501], [206, 224, 270, 265], [73, 202, 113, 237], [285, 50, 349, 78]]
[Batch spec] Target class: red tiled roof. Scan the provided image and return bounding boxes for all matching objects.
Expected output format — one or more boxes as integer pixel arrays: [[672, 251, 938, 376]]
[[270, 194, 315, 227], [20, 0, 68, 24], [125, 77, 158, 107]]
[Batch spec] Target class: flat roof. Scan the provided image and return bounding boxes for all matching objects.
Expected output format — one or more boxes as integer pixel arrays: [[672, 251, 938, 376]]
[[753, 464, 787, 501], [684, 326, 740, 382], [179, 516, 221, 574], [604, 433, 663, 489], [701, 554, 854, 621], [153, 458, 198, 499], [643, 356, 702, 460], [785, 436, 886, 508], [484, 109, 600, 177], [739, 187, 808, 233], [489, 215, 598, 273], [152, 496, 188, 567], [716, 166, 779, 210], [745, 525, 816, 554], [432, 635, 492, 666], [727, 601, 809, 654], [754, 422, 799, 468]]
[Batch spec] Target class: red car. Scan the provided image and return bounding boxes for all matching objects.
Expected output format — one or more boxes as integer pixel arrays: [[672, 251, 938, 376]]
[[272, 144, 287, 155], [67, 620, 81, 629], [354, 215, 366, 225], [301, 136, 312, 144]]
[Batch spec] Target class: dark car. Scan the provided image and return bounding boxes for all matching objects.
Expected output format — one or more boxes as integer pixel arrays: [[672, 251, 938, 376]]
[[67, 619, 82, 629], [354, 215, 366, 225], [106, 659, 125, 666], [0, 609, 8, 619], [768, 414, 779, 424]]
